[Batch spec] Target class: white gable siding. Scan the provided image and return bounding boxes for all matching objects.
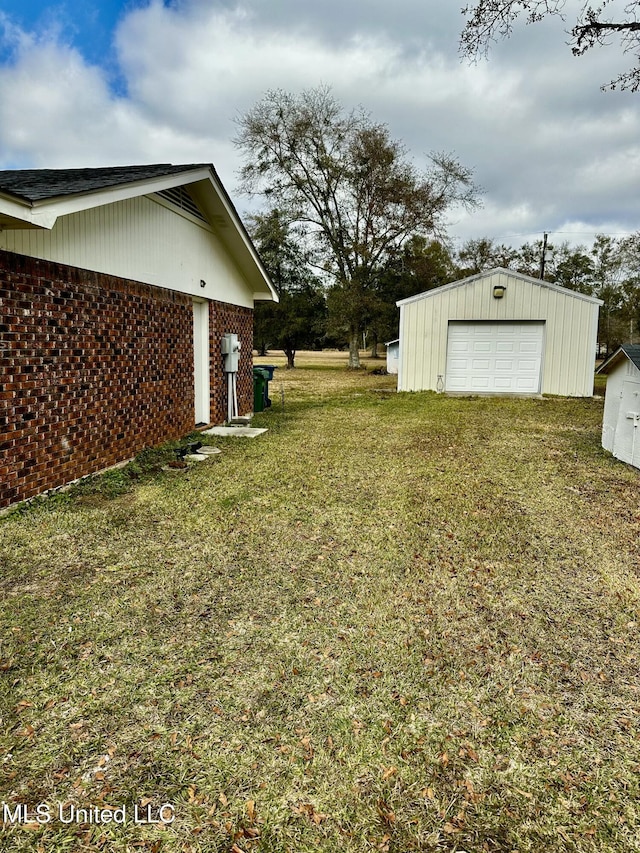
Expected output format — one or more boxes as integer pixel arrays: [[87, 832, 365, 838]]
[[398, 271, 599, 397], [0, 195, 254, 308]]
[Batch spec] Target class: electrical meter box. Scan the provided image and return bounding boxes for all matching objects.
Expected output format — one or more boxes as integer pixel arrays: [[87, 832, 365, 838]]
[[221, 333, 241, 372]]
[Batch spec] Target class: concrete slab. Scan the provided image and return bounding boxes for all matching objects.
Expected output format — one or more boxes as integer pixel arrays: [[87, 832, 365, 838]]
[[202, 426, 268, 439]]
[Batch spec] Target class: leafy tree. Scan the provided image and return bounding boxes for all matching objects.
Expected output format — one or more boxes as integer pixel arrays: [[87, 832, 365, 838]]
[[368, 237, 459, 351], [516, 239, 555, 279], [457, 236, 597, 288], [554, 245, 596, 293], [460, 1, 640, 91], [235, 86, 479, 368], [456, 237, 519, 276], [455, 231, 640, 354], [619, 233, 640, 340], [591, 234, 625, 355], [249, 210, 326, 368], [399, 236, 460, 293]]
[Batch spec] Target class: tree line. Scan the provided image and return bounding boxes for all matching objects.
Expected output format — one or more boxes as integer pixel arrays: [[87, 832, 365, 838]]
[[251, 223, 640, 366], [236, 86, 639, 368]]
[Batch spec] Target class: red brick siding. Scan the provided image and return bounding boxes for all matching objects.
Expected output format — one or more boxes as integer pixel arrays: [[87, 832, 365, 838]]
[[0, 250, 206, 509], [209, 300, 254, 423]]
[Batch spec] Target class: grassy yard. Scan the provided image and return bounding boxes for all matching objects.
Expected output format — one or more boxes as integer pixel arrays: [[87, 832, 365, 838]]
[[1, 354, 639, 852]]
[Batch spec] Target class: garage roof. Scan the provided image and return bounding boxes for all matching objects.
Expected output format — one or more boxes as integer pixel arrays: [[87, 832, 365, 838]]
[[396, 268, 603, 308]]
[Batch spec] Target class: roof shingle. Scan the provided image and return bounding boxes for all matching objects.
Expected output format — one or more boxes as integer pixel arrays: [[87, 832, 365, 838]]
[[597, 343, 640, 375], [0, 164, 211, 203]]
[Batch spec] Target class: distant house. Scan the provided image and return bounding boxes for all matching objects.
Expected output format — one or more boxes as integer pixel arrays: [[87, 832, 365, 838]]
[[0, 164, 277, 510], [396, 268, 602, 397], [597, 344, 640, 469]]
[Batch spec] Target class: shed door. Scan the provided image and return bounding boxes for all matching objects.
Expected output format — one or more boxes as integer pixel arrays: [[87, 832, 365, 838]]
[[612, 380, 640, 468], [445, 321, 544, 394]]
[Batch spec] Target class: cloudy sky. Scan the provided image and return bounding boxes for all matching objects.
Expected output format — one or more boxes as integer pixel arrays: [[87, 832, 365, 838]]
[[0, 0, 638, 250]]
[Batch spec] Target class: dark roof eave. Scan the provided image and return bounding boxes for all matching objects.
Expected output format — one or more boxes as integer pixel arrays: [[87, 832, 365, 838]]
[[597, 344, 640, 374], [0, 164, 213, 203]]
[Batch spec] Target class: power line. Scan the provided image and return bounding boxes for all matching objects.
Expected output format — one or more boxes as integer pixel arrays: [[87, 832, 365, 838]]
[[453, 228, 637, 246]]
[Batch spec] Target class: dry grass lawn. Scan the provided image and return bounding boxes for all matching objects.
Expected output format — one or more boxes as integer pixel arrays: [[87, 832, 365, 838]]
[[1, 352, 639, 852]]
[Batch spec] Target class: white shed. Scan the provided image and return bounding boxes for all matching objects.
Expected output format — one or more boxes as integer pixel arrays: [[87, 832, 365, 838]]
[[597, 345, 640, 468], [396, 268, 602, 397], [385, 339, 399, 375]]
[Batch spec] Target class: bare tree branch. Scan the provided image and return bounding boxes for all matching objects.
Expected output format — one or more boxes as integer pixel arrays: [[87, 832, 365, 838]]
[[235, 86, 480, 366], [460, 0, 640, 90]]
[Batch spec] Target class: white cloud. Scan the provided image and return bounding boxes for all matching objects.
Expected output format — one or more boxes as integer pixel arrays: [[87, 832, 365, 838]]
[[0, 0, 637, 246], [115, 3, 410, 129]]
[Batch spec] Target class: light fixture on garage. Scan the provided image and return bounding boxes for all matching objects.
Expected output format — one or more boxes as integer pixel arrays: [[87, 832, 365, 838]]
[[200, 279, 207, 288], [493, 284, 506, 299]]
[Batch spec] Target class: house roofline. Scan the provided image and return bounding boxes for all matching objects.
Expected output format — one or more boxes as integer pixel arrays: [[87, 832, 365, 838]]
[[0, 164, 278, 303]]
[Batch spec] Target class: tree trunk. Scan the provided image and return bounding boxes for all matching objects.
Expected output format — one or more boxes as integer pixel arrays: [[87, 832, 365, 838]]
[[284, 347, 296, 369], [348, 332, 361, 369], [370, 337, 379, 358]]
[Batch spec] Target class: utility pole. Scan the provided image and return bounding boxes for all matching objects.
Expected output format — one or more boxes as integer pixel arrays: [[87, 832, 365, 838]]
[[539, 232, 548, 280]]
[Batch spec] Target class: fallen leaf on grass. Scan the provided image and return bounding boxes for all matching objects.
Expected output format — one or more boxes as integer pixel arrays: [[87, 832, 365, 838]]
[[299, 736, 314, 760], [52, 767, 70, 780], [557, 827, 572, 843], [245, 800, 256, 822], [376, 800, 395, 825], [240, 827, 260, 839], [293, 802, 326, 825], [459, 745, 479, 762]]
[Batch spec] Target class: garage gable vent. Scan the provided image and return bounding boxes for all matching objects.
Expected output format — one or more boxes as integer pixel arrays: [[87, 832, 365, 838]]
[[157, 186, 207, 223]]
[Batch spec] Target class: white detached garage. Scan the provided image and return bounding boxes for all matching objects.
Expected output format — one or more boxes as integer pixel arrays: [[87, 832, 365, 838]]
[[396, 268, 602, 397]]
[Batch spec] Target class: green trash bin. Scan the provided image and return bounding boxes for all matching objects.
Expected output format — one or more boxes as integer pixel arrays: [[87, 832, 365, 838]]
[[253, 367, 269, 413], [260, 365, 277, 381], [261, 365, 276, 407]]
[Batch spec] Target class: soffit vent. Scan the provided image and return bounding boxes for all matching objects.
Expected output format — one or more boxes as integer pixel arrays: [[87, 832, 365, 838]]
[[157, 186, 207, 223]]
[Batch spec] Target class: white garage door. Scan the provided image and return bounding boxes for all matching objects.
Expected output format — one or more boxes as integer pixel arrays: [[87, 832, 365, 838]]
[[445, 321, 544, 393]]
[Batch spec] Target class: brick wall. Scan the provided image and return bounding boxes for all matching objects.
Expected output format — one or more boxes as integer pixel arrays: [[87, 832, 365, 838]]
[[209, 300, 254, 423], [0, 250, 203, 509]]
